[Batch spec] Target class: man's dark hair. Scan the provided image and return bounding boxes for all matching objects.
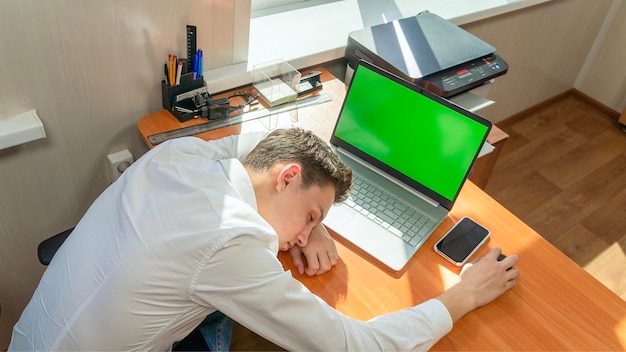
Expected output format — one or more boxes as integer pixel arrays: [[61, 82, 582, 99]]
[[242, 128, 352, 203]]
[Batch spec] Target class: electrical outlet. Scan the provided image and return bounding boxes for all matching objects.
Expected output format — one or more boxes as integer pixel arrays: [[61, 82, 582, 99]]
[[107, 149, 134, 183]]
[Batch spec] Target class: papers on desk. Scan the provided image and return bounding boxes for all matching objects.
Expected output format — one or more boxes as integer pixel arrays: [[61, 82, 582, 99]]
[[478, 141, 495, 158], [449, 88, 495, 112], [448, 84, 494, 158]]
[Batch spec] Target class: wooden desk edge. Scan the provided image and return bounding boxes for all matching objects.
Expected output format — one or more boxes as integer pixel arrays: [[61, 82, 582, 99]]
[[137, 68, 341, 149]]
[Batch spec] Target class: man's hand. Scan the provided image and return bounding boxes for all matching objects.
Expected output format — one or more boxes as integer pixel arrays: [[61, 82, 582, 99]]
[[289, 224, 338, 276], [436, 247, 520, 323]]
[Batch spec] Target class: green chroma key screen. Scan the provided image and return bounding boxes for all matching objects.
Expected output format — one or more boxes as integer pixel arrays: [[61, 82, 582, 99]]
[[334, 64, 489, 202]]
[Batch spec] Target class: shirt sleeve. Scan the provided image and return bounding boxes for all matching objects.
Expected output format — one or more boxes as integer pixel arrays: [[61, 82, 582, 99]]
[[166, 131, 269, 162], [191, 235, 453, 351], [202, 131, 269, 160]]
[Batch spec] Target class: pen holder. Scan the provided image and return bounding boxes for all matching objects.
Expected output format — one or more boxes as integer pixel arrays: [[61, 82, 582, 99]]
[[161, 76, 206, 122], [161, 75, 205, 110]]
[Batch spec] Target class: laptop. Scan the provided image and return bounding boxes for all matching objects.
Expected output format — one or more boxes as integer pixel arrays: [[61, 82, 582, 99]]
[[323, 61, 492, 271]]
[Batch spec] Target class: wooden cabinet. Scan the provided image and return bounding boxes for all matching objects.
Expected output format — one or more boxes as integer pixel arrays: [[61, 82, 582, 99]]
[[469, 125, 508, 189]]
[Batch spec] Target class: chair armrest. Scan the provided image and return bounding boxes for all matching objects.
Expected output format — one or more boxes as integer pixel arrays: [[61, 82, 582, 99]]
[[37, 228, 74, 265]]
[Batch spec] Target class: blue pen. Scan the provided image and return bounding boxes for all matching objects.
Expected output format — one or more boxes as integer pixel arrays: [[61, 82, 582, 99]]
[[193, 52, 199, 79], [198, 49, 203, 78]]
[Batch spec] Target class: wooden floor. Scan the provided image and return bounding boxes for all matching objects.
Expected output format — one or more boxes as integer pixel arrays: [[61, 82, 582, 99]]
[[484, 93, 626, 301]]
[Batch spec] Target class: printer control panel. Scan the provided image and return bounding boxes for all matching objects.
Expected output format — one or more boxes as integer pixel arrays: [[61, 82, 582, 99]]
[[419, 54, 509, 97]]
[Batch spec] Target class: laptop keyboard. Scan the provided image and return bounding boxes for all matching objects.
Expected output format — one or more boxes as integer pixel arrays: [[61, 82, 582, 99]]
[[344, 174, 437, 246]]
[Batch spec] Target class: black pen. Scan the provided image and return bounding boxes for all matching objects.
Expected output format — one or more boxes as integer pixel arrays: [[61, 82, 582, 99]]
[[164, 63, 169, 85]]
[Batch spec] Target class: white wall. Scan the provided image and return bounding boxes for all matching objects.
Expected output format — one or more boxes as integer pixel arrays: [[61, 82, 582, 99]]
[[576, 0, 626, 112], [0, 0, 246, 346], [460, 0, 615, 123]]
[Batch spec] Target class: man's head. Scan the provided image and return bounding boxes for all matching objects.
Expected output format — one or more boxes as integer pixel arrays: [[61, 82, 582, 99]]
[[243, 128, 352, 250]]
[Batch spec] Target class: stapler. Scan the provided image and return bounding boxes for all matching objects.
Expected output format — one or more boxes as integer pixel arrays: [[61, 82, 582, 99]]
[[297, 71, 322, 96]]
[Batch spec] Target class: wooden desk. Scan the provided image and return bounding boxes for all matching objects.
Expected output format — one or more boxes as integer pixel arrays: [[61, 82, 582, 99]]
[[138, 69, 626, 350]]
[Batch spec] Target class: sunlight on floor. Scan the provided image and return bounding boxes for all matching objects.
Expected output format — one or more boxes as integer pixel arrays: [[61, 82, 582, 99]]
[[584, 242, 626, 301]]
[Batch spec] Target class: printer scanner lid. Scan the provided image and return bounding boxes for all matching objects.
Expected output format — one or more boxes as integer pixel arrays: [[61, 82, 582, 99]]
[[348, 12, 496, 80]]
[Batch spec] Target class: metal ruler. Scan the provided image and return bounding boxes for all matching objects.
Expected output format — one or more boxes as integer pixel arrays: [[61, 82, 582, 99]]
[[148, 94, 331, 146]]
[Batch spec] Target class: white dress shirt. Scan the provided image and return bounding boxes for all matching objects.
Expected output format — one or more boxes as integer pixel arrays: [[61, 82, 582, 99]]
[[10, 133, 452, 351]]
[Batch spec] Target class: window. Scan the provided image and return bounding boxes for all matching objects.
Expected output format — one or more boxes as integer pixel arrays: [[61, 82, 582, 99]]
[[206, 0, 551, 93]]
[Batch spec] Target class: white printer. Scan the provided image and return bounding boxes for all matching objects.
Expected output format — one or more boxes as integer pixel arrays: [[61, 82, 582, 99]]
[[345, 11, 508, 98]]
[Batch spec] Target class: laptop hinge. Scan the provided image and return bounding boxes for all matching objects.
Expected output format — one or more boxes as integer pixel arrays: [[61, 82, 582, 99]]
[[338, 148, 440, 208]]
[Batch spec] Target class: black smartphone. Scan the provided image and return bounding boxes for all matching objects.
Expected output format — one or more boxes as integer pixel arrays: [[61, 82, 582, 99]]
[[434, 217, 490, 266]]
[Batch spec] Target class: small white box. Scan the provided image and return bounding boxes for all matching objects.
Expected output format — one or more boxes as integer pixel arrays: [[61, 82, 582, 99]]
[[253, 59, 301, 107], [0, 110, 46, 150]]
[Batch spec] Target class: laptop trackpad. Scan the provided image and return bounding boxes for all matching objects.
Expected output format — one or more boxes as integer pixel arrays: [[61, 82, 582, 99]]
[[324, 205, 414, 271], [323, 204, 355, 228]]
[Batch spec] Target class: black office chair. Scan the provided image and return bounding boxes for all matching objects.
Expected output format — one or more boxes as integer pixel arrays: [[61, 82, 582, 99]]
[[37, 227, 73, 265]]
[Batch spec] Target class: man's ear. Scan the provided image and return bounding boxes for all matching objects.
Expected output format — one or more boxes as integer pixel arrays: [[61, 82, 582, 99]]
[[276, 163, 302, 193]]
